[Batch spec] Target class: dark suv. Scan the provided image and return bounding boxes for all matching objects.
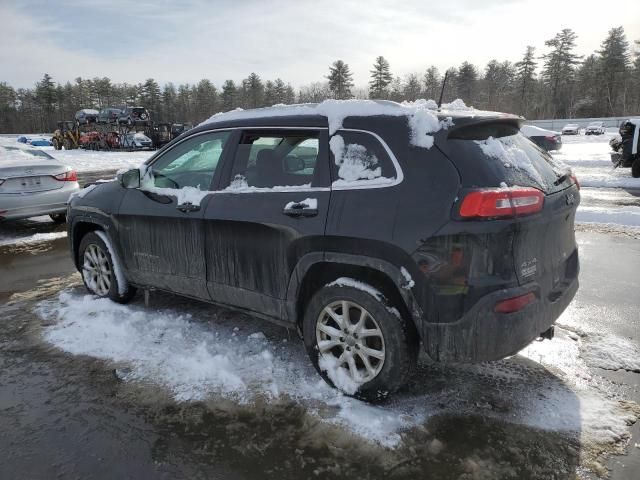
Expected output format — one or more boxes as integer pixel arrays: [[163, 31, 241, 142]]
[[67, 102, 580, 398], [119, 106, 151, 126]]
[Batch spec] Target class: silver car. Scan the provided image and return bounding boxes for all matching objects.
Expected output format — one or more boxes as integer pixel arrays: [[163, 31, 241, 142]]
[[0, 146, 80, 222]]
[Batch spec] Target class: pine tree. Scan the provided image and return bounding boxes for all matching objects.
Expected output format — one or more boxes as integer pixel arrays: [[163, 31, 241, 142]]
[[541, 29, 581, 118], [388, 77, 403, 102], [177, 84, 192, 122], [368, 56, 392, 99], [284, 83, 296, 104], [483, 60, 515, 112], [423, 66, 441, 101], [162, 83, 177, 122], [264, 80, 275, 106], [194, 79, 217, 121], [403, 73, 422, 101], [574, 54, 599, 117], [632, 40, 640, 113], [597, 26, 630, 115], [273, 78, 287, 104], [221, 80, 237, 111], [245, 73, 264, 108], [327, 60, 354, 99], [0, 82, 17, 133], [456, 62, 478, 104], [515, 46, 537, 116], [141, 78, 162, 119], [35, 73, 56, 130]]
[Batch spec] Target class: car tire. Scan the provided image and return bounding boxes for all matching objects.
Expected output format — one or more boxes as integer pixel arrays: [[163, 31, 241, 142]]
[[303, 282, 418, 401], [632, 157, 640, 178], [49, 213, 66, 223], [78, 232, 137, 304]]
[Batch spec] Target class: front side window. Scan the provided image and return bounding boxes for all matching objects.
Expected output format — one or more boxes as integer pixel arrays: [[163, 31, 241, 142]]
[[227, 131, 321, 189], [147, 131, 230, 190], [329, 131, 396, 187]]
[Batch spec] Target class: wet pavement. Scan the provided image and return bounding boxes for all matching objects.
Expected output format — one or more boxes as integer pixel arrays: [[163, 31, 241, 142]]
[[0, 228, 638, 479]]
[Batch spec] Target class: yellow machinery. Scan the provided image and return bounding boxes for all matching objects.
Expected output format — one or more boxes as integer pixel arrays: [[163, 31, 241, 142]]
[[52, 121, 80, 150]]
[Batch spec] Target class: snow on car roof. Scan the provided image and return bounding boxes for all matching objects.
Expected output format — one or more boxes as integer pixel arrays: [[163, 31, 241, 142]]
[[200, 98, 511, 149]]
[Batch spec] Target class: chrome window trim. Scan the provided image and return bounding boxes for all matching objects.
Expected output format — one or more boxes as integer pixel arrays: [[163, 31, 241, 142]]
[[146, 125, 403, 194]]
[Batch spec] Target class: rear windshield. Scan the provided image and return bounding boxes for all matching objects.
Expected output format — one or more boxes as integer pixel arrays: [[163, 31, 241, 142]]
[[446, 123, 570, 193]]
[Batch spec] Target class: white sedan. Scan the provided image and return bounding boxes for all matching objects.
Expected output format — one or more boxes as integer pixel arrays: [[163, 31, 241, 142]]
[[562, 124, 580, 135], [0, 146, 79, 222]]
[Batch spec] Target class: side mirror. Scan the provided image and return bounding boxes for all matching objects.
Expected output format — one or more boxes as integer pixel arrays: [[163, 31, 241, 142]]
[[118, 168, 141, 189]]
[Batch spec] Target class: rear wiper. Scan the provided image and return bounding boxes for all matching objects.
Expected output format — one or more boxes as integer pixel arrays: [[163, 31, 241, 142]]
[[553, 173, 569, 186]]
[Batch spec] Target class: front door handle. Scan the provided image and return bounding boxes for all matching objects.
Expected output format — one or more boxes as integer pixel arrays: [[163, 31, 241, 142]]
[[283, 201, 318, 217], [177, 202, 200, 213]]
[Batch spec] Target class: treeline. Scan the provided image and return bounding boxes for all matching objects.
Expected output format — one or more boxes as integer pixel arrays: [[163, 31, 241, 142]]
[[1, 26, 639, 134]]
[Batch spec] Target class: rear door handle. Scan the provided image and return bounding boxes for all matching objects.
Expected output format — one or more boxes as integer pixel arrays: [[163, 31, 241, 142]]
[[177, 202, 200, 213], [283, 201, 318, 217]]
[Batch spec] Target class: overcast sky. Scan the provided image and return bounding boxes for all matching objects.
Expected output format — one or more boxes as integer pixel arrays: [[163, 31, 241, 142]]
[[1, 0, 639, 89]]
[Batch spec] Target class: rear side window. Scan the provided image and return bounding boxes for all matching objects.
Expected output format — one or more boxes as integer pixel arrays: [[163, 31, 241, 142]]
[[226, 130, 324, 189], [447, 123, 569, 193], [329, 131, 396, 187]]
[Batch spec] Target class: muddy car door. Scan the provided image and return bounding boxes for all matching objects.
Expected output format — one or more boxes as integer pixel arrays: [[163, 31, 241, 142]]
[[202, 128, 331, 319], [115, 130, 234, 299]]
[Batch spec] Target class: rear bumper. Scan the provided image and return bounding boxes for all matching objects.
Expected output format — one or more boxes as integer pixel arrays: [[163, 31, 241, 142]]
[[421, 276, 578, 363], [0, 184, 78, 220]]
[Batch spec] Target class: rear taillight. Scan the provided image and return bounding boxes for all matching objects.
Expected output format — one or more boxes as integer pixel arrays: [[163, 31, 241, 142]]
[[570, 173, 580, 190], [459, 187, 544, 219], [53, 170, 78, 182], [494, 292, 536, 314]]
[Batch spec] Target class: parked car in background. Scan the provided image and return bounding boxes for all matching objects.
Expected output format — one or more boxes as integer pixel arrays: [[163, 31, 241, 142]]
[[16, 136, 28, 143], [98, 108, 123, 124], [171, 123, 193, 137], [118, 107, 150, 126], [121, 132, 153, 149], [562, 124, 580, 135], [67, 101, 580, 398], [585, 121, 606, 135], [0, 145, 79, 222], [75, 109, 100, 124], [149, 123, 172, 148], [29, 138, 54, 147], [521, 125, 562, 151]]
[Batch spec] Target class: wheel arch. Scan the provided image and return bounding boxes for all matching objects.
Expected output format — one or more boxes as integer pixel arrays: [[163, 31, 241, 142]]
[[70, 216, 112, 269], [286, 252, 424, 333]]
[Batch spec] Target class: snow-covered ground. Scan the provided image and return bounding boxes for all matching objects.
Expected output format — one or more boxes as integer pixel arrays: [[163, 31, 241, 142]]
[[553, 130, 640, 190], [0, 135, 151, 172], [549, 132, 640, 231], [37, 290, 639, 456]]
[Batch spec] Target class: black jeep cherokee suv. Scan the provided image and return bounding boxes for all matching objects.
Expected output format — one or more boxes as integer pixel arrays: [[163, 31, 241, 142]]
[[67, 101, 580, 398]]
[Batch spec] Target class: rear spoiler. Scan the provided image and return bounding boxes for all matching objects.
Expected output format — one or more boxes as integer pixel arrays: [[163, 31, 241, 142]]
[[446, 117, 523, 141]]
